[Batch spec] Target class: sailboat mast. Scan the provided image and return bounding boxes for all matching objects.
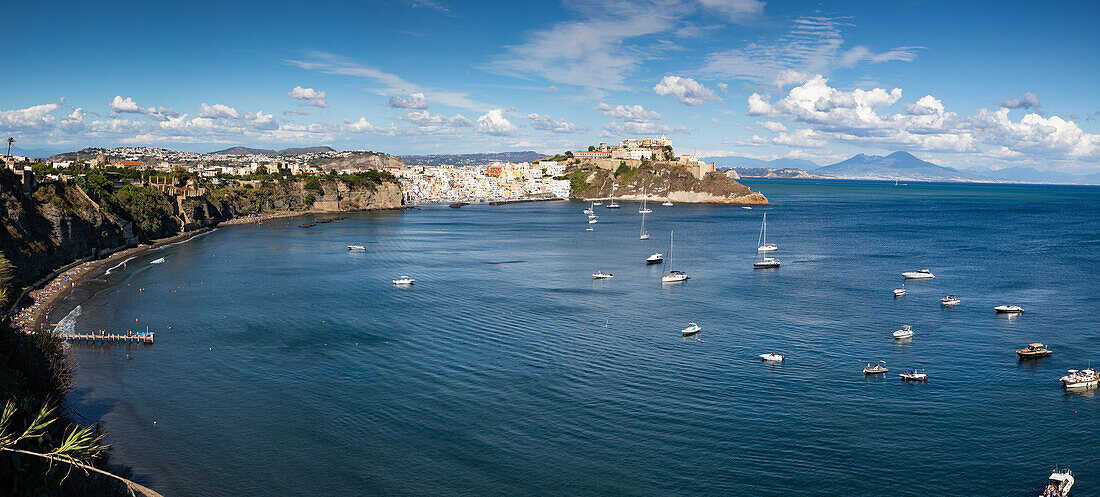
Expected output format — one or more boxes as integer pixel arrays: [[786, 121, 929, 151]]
[[669, 230, 674, 271]]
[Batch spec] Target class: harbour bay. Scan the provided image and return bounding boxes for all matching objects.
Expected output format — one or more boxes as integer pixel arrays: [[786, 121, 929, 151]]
[[57, 179, 1099, 496]]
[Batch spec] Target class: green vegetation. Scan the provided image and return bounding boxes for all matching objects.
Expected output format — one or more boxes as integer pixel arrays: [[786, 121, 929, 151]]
[[112, 185, 176, 238], [568, 169, 595, 193]]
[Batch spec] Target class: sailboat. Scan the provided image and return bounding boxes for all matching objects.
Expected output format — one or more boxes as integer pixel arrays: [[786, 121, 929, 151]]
[[583, 200, 594, 215], [593, 186, 602, 206], [662, 176, 674, 206], [753, 214, 780, 268], [661, 230, 689, 282], [638, 186, 652, 214], [757, 213, 778, 252], [639, 212, 649, 240], [607, 183, 620, 208]]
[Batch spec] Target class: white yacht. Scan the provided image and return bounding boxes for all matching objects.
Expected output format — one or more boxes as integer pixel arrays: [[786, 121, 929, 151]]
[[902, 269, 935, 279], [754, 258, 780, 269], [894, 287, 906, 297], [995, 305, 1024, 313], [592, 271, 614, 279], [1060, 368, 1098, 389], [741, 206, 753, 210], [899, 369, 928, 381], [639, 212, 650, 240], [941, 294, 960, 306], [1043, 469, 1075, 497], [661, 231, 689, 282], [662, 200, 674, 206], [863, 361, 888, 375], [607, 183, 620, 208], [583, 202, 594, 215], [638, 186, 652, 214], [392, 276, 415, 285], [681, 322, 700, 335], [646, 253, 664, 264], [759, 352, 784, 362], [756, 213, 778, 252], [348, 245, 366, 251], [893, 325, 914, 339], [589, 218, 598, 224]]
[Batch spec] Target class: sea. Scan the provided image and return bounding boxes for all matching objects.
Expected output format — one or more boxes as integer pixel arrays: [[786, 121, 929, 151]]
[[53, 179, 1100, 496]]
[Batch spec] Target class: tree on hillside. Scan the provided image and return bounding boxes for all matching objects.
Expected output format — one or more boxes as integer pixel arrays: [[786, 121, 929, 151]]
[[6, 137, 14, 157]]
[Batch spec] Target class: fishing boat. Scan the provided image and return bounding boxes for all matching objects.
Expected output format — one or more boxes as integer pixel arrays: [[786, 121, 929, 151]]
[[902, 269, 935, 279], [756, 213, 778, 252], [899, 369, 928, 381], [1042, 469, 1075, 496], [1060, 368, 1098, 389], [639, 212, 650, 240], [646, 253, 664, 264], [661, 231, 689, 282], [1016, 343, 1052, 359], [894, 287, 906, 297], [606, 183, 620, 208], [995, 305, 1025, 313], [638, 186, 652, 214], [759, 352, 784, 362], [941, 294, 960, 306], [592, 271, 614, 279], [863, 361, 889, 374], [681, 322, 701, 335], [893, 325, 914, 339], [392, 276, 415, 285], [348, 245, 366, 251]]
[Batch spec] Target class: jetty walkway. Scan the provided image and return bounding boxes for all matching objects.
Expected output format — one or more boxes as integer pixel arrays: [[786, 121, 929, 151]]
[[59, 331, 155, 344]]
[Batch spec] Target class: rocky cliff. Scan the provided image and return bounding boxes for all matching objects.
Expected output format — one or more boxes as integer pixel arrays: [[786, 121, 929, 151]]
[[311, 152, 405, 172], [566, 161, 768, 205]]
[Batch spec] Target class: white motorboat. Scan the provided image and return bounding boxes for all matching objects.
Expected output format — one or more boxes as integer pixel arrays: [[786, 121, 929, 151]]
[[681, 322, 700, 335], [756, 213, 778, 252], [863, 361, 888, 374], [592, 271, 614, 279], [583, 208, 593, 215], [639, 211, 650, 239], [662, 200, 674, 206], [894, 288, 906, 297], [902, 269, 935, 279], [646, 253, 664, 264], [607, 183, 620, 208], [1060, 368, 1098, 389], [1043, 469, 1075, 497], [392, 276, 415, 285], [759, 352, 784, 362], [588, 213, 598, 219], [754, 257, 780, 269], [758, 243, 778, 252], [638, 186, 652, 214], [899, 369, 927, 381], [348, 245, 366, 251], [585, 227, 594, 231], [741, 206, 753, 210], [593, 201, 603, 206], [893, 325, 914, 339], [995, 305, 1024, 313], [660, 231, 689, 282], [941, 294, 960, 306], [589, 218, 598, 224]]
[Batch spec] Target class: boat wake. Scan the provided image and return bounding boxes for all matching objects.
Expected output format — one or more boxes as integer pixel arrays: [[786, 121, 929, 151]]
[[105, 256, 137, 275], [55, 305, 81, 335], [150, 257, 166, 264], [160, 228, 217, 249]]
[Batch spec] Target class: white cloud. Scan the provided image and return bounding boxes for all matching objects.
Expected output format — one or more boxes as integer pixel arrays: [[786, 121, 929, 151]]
[[602, 121, 687, 136], [717, 82, 729, 93], [396, 110, 472, 135], [774, 69, 812, 89], [198, 103, 241, 119], [0, 102, 62, 129], [476, 109, 518, 136], [772, 129, 826, 148], [283, 109, 310, 116], [345, 117, 399, 135], [700, 17, 922, 86], [286, 86, 328, 108], [384, 93, 428, 109], [697, 0, 764, 21], [995, 92, 1042, 112], [593, 102, 661, 122], [528, 113, 587, 134], [109, 96, 180, 121], [904, 95, 944, 116], [653, 75, 722, 106], [758, 120, 787, 133]]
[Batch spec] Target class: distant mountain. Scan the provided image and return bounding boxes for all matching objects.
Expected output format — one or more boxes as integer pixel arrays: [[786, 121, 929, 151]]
[[702, 155, 820, 170], [962, 166, 1100, 185], [815, 151, 992, 182], [7, 145, 70, 159], [210, 146, 336, 156], [401, 151, 544, 167]]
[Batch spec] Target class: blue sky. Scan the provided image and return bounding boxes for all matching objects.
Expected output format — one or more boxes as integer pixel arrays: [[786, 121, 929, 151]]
[[3, 0, 1099, 172]]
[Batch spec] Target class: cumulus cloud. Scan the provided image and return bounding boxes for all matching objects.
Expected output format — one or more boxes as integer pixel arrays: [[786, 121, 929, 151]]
[[476, 109, 518, 136], [395, 110, 472, 135], [773, 129, 826, 147], [110, 96, 180, 121], [995, 92, 1042, 113], [593, 102, 661, 122], [198, 103, 241, 119], [0, 102, 62, 129], [904, 95, 945, 116], [653, 75, 722, 106], [758, 120, 787, 133], [286, 86, 328, 108], [345, 117, 398, 135], [384, 93, 428, 109], [282, 109, 310, 116], [528, 113, 587, 134]]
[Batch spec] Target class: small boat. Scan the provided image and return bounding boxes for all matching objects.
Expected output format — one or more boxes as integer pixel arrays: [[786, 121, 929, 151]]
[[585, 227, 594, 231], [646, 253, 664, 264], [662, 200, 674, 206], [638, 187, 652, 214], [1016, 342, 1052, 359], [588, 213, 598, 219], [741, 206, 752, 210], [894, 288, 906, 297], [681, 322, 700, 335], [1043, 468, 1075, 497], [902, 269, 935, 279], [589, 218, 598, 224], [392, 276, 415, 285], [661, 231, 688, 282], [348, 245, 366, 251], [863, 361, 888, 374], [753, 258, 780, 269], [995, 305, 1024, 313], [759, 352, 784, 362], [639, 211, 649, 240], [593, 201, 603, 206], [1060, 368, 1098, 389], [607, 183, 620, 208], [758, 243, 778, 252], [941, 295, 960, 306], [592, 271, 614, 279], [756, 213, 778, 252], [893, 325, 914, 339], [583, 201, 594, 215], [899, 369, 927, 381]]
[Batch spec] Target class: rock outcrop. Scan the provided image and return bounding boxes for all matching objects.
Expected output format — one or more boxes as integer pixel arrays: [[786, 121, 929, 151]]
[[567, 161, 768, 205]]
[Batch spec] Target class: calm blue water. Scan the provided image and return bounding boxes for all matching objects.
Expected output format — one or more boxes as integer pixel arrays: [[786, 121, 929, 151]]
[[58, 180, 1099, 496]]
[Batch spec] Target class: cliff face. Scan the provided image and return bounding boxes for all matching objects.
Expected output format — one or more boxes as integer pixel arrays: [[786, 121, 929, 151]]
[[0, 171, 404, 287], [567, 161, 768, 205], [313, 152, 405, 172]]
